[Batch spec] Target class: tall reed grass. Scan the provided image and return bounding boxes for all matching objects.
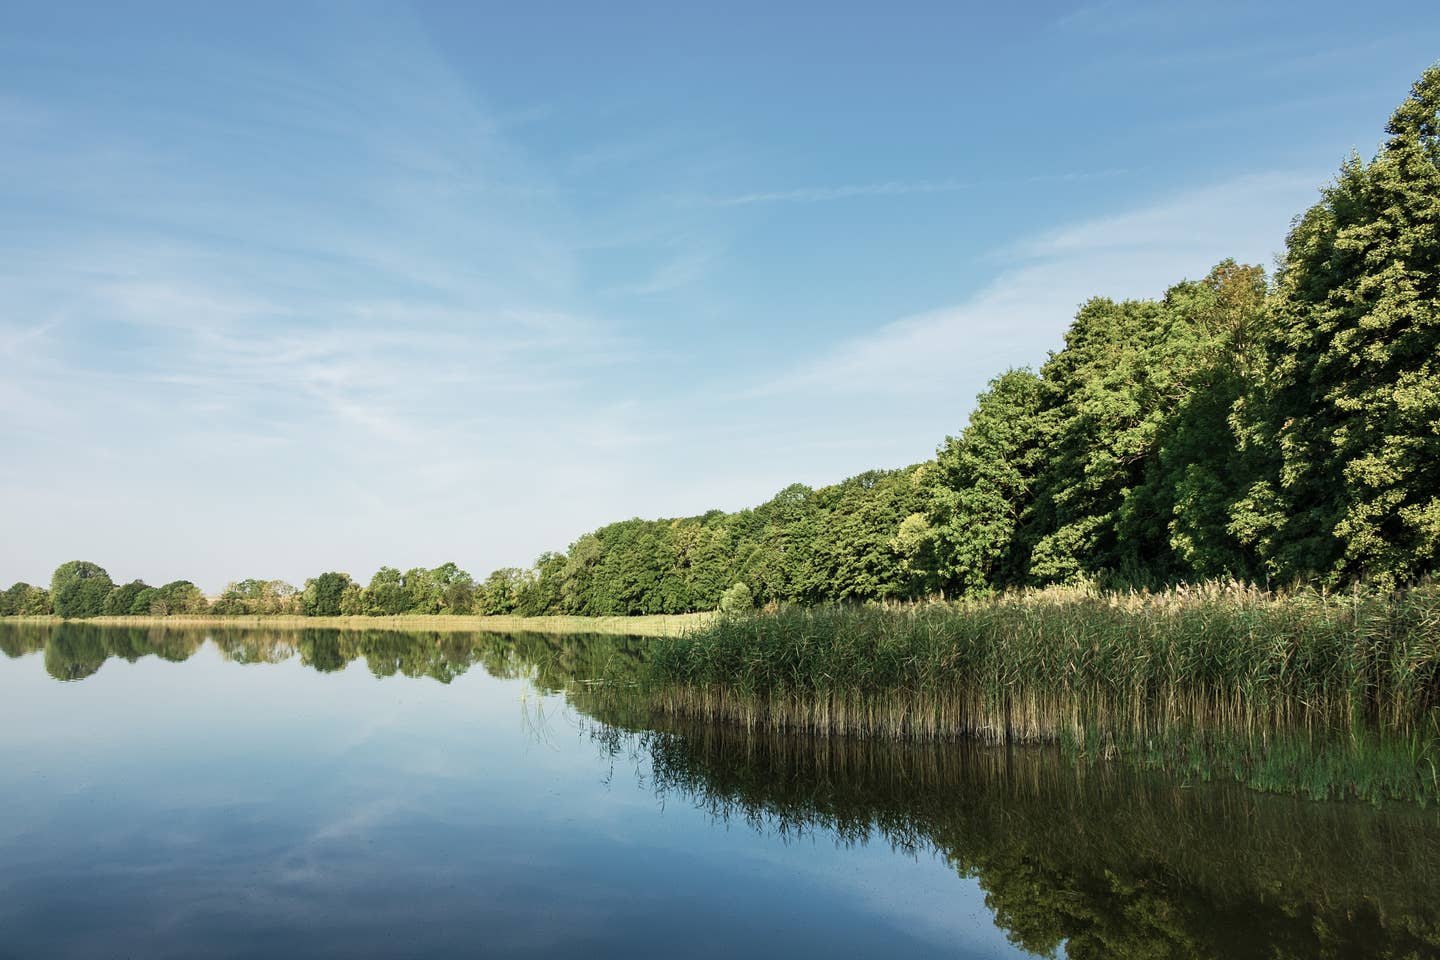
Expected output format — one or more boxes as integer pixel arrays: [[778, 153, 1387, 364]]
[[643, 583, 1440, 751]]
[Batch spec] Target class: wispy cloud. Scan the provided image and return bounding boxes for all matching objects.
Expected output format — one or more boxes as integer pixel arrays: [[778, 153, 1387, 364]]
[[608, 250, 715, 297], [0, 5, 670, 588], [698, 169, 1134, 207], [705, 179, 974, 206], [749, 171, 1321, 403]]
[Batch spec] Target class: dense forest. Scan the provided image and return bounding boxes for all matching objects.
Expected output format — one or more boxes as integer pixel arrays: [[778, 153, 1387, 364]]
[[3, 66, 1437, 621]]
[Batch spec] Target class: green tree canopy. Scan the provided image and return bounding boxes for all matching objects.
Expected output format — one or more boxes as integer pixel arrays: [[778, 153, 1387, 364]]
[[303, 572, 353, 617], [50, 561, 114, 619], [1233, 66, 1440, 586]]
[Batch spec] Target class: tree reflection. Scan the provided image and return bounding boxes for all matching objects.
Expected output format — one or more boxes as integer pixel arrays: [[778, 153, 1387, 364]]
[[5, 623, 648, 692], [599, 719, 1440, 960], [36, 624, 204, 680]]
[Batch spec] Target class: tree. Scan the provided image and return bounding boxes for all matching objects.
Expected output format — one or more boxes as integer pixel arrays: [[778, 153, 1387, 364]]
[[50, 561, 114, 619], [144, 581, 207, 616], [213, 578, 300, 615], [560, 534, 603, 614], [131, 587, 160, 615], [442, 579, 476, 615], [302, 572, 353, 617], [1019, 297, 1173, 585], [928, 370, 1045, 595], [167, 581, 207, 614], [1, 582, 51, 617], [717, 582, 754, 615], [338, 582, 366, 616], [479, 568, 525, 615], [1234, 66, 1440, 586], [403, 567, 443, 614], [514, 552, 565, 616], [1139, 261, 1270, 581], [431, 562, 476, 614], [265, 580, 301, 615], [364, 567, 409, 616], [103, 580, 151, 616]]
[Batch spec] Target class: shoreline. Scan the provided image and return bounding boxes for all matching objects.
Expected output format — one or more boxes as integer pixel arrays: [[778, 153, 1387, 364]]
[[0, 611, 714, 637]]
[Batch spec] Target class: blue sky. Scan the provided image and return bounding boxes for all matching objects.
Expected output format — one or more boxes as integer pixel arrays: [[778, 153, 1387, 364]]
[[3, 1, 1437, 590]]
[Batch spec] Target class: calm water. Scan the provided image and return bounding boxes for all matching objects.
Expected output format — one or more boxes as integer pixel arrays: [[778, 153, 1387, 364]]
[[1, 624, 1437, 959]]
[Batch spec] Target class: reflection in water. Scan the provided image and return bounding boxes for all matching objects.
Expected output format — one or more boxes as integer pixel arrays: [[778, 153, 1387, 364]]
[[599, 720, 1440, 959], [0, 621, 649, 690], [2, 623, 1438, 959]]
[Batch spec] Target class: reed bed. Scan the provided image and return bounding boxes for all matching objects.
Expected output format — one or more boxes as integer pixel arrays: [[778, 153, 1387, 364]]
[[643, 582, 1440, 749]]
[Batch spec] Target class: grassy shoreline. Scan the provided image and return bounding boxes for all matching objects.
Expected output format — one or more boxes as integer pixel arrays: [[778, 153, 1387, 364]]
[[0, 611, 713, 637], [630, 583, 1440, 801]]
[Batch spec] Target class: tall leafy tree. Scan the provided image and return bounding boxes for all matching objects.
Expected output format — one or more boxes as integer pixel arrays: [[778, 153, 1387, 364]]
[[103, 580, 152, 616], [479, 568, 525, 615], [302, 572, 353, 617], [1020, 297, 1168, 584], [1235, 67, 1440, 586], [0, 583, 51, 616], [928, 369, 1045, 595], [514, 552, 565, 616], [364, 566, 409, 615], [1140, 261, 1270, 580], [50, 561, 114, 619]]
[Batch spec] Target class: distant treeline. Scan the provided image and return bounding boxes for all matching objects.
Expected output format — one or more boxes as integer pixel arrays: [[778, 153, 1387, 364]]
[[3, 67, 1438, 620]]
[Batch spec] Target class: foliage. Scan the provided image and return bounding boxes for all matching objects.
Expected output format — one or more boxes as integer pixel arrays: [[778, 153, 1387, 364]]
[[50, 560, 114, 619], [149, 581, 208, 616], [927, 369, 1044, 594], [0, 582, 51, 616], [103, 580, 151, 616], [717, 582, 754, 615], [301, 572, 353, 617], [1231, 67, 1440, 587], [211, 579, 301, 615]]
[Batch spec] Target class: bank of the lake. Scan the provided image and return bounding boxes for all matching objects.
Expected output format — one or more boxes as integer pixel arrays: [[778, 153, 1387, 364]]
[[633, 583, 1440, 803], [0, 610, 712, 637]]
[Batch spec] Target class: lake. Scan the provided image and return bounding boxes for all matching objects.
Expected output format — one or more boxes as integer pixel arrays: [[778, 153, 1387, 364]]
[[1, 623, 1437, 959]]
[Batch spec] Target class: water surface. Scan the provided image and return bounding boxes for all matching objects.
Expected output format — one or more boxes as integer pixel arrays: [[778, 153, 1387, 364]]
[[0, 624, 1436, 959]]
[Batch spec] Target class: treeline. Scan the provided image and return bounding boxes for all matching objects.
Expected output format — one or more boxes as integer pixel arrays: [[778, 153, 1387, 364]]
[[0, 561, 556, 620], [0, 561, 209, 620], [3, 68, 1437, 620], [517, 67, 1440, 610]]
